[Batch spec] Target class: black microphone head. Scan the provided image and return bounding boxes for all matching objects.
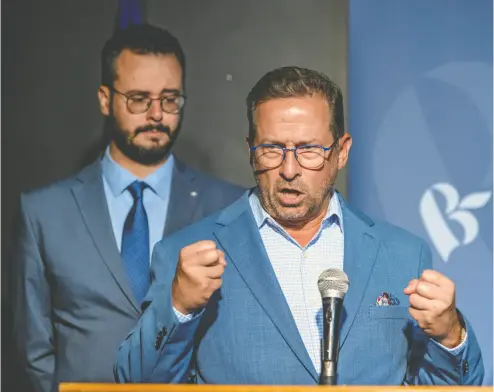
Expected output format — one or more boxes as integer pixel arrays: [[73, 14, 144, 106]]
[[318, 268, 349, 299]]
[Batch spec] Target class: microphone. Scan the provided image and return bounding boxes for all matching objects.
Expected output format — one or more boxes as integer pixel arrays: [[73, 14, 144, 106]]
[[317, 268, 349, 385]]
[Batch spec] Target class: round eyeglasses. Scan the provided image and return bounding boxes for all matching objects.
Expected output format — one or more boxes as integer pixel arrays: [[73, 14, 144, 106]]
[[249, 139, 339, 169], [110, 87, 186, 114]]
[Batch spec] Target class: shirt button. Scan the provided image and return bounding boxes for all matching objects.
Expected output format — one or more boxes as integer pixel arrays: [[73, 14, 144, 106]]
[[462, 360, 469, 374]]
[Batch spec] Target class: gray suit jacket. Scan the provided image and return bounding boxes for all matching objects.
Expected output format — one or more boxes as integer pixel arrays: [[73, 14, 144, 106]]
[[11, 158, 245, 392]]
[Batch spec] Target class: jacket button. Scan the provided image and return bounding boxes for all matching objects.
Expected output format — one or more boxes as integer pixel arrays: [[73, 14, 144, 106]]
[[154, 327, 168, 350], [154, 336, 162, 350]]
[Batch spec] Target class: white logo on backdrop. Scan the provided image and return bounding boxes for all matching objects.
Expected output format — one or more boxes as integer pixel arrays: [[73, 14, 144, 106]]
[[420, 183, 491, 262]]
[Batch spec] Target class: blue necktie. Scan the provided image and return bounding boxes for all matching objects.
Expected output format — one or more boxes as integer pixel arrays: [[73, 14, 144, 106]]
[[121, 181, 150, 304]]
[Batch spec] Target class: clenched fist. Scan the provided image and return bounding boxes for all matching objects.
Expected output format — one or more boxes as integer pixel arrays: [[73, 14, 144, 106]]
[[404, 269, 463, 348], [172, 240, 226, 315]]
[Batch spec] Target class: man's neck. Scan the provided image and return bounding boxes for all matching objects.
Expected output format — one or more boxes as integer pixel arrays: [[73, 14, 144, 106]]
[[279, 194, 332, 248], [109, 143, 167, 179]]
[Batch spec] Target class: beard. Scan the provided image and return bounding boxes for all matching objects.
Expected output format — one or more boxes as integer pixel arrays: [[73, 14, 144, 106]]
[[256, 175, 334, 223], [104, 114, 181, 166]]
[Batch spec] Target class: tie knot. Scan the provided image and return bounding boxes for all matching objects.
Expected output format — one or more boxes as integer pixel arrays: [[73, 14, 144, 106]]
[[128, 181, 147, 200]]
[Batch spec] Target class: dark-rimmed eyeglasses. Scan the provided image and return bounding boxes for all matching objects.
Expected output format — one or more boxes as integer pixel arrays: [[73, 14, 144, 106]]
[[109, 87, 186, 114], [249, 139, 339, 169]]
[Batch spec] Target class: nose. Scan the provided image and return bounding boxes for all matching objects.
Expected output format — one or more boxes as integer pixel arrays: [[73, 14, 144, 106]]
[[146, 99, 163, 122], [279, 148, 301, 181]]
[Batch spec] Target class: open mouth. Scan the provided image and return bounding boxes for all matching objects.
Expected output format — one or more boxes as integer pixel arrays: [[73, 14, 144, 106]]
[[278, 188, 304, 205]]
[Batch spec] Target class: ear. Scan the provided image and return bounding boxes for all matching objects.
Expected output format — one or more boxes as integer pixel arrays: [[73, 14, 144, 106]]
[[98, 85, 111, 116], [336, 133, 352, 170], [246, 137, 254, 166]]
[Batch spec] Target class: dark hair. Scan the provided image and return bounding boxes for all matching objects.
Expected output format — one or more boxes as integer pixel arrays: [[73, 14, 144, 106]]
[[101, 23, 186, 87], [246, 66, 344, 143]]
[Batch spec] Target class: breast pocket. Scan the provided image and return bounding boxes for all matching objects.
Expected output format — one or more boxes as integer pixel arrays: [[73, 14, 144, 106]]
[[368, 305, 411, 319]]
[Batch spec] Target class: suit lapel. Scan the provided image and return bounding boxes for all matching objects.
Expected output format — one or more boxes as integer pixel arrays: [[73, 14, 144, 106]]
[[338, 195, 380, 349], [71, 161, 140, 312], [163, 159, 200, 237], [214, 197, 318, 382]]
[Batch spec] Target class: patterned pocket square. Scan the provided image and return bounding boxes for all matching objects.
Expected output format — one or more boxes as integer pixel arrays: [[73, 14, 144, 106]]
[[376, 292, 400, 306]]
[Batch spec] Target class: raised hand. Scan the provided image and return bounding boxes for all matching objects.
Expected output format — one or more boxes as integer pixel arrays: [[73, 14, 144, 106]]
[[172, 240, 226, 315], [404, 269, 463, 348]]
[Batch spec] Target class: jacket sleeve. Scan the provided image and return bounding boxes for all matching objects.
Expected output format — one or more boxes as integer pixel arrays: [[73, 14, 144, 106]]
[[404, 243, 484, 385], [12, 194, 56, 392], [114, 240, 201, 383]]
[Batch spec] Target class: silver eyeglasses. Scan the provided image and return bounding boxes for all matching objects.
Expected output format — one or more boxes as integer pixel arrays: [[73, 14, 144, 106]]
[[249, 139, 339, 169], [110, 87, 186, 114]]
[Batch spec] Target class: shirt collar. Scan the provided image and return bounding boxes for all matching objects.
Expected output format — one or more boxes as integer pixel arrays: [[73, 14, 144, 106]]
[[249, 188, 344, 233], [101, 146, 175, 200]]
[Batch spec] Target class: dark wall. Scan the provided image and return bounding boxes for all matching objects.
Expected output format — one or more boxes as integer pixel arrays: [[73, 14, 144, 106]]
[[2, 1, 120, 390], [2, 0, 119, 291], [2, 1, 347, 389]]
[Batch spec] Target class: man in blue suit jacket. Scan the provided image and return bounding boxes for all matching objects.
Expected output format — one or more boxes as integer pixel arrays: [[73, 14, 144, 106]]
[[12, 24, 244, 392], [114, 66, 484, 385]]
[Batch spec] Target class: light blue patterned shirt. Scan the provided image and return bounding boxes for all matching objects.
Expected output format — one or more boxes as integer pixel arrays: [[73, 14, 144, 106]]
[[249, 190, 344, 373]]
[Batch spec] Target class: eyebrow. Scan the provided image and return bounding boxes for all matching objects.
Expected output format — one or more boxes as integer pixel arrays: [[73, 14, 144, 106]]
[[124, 88, 182, 96], [259, 139, 321, 146]]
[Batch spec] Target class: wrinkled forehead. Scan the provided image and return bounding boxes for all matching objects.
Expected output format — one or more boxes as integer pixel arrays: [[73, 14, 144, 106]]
[[255, 96, 333, 142]]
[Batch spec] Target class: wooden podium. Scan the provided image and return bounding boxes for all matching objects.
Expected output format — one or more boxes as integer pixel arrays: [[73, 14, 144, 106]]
[[59, 384, 492, 392]]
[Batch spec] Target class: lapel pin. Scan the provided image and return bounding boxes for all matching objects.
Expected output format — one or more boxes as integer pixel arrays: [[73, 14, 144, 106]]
[[190, 191, 198, 197]]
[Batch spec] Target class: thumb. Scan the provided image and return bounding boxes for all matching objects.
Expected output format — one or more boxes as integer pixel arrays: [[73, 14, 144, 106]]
[[404, 279, 419, 295], [218, 250, 227, 267]]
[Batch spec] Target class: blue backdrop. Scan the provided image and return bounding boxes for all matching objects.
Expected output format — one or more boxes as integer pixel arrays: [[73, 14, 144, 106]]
[[348, 0, 492, 384]]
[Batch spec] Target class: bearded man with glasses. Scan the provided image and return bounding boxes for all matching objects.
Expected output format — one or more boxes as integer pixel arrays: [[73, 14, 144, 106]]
[[12, 23, 244, 392]]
